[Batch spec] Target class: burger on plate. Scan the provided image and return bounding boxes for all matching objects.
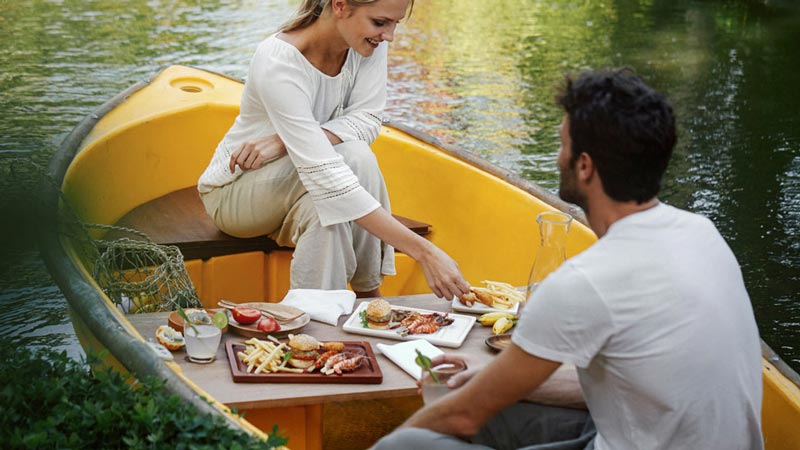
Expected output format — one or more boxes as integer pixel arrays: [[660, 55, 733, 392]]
[[365, 299, 392, 330], [287, 334, 320, 369]]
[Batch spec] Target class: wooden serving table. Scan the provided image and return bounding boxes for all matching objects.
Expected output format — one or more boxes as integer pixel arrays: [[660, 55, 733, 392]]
[[127, 294, 499, 450]]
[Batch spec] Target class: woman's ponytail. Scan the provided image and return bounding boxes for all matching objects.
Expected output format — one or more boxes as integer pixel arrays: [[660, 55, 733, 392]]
[[278, 0, 413, 33], [279, 0, 327, 32]]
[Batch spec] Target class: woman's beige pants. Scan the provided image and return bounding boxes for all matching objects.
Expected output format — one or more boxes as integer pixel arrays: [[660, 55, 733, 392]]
[[200, 141, 396, 292]]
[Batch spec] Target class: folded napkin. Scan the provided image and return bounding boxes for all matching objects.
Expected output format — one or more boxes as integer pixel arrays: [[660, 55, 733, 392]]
[[376, 339, 444, 380], [279, 289, 355, 325]]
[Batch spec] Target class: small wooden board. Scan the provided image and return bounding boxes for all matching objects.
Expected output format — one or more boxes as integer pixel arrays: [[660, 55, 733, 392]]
[[226, 340, 383, 384]]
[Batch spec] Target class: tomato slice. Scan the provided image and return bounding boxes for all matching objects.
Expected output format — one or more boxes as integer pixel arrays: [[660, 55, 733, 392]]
[[231, 306, 261, 325], [257, 317, 281, 333]]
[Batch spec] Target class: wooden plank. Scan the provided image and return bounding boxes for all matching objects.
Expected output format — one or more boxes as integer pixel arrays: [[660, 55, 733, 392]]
[[110, 186, 432, 260]]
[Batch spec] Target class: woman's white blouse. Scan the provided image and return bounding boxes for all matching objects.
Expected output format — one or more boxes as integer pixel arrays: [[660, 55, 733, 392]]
[[198, 35, 387, 227]]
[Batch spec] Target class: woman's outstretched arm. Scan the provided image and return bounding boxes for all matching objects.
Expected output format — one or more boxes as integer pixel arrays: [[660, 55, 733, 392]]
[[355, 207, 470, 299]]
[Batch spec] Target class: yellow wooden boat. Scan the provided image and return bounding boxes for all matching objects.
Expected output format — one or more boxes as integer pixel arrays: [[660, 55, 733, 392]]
[[40, 66, 800, 449]]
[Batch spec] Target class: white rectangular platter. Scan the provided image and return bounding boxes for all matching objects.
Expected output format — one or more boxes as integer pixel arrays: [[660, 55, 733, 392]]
[[342, 303, 476, 348], [450, 297, 521, 315]]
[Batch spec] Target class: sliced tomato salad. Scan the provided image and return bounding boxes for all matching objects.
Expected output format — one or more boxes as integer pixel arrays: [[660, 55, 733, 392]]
[[257, 317, 281, 333], [231, 306, 261, 325]]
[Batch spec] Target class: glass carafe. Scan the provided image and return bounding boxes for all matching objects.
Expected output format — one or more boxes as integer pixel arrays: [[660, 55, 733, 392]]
[[526, 211, 573, 300]]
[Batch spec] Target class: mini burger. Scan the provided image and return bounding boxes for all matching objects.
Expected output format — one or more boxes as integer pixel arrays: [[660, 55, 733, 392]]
[[287, 334, 320, 369], [365, 299, 392, 330]]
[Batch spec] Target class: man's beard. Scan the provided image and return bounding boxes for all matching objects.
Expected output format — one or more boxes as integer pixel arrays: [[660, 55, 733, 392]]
[[558, 163, 588, 211]]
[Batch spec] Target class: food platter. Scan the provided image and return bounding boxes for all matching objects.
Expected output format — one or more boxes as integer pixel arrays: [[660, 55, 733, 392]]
[[342, 303, 476, 348], [450, 297, 521, 315], [485, 334, 513, 352], [226, 302, 310, 338], [225, 340, 383, 384]]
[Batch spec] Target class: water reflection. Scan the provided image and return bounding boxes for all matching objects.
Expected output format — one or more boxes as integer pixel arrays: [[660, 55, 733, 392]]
[[1, 0, 799, 370]]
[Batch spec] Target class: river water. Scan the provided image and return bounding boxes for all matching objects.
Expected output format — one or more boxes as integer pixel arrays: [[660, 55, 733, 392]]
[[1, 0, 799, 370]]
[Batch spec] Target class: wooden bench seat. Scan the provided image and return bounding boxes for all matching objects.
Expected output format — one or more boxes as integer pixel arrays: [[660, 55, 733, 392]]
[[111, 186, 431, 261]]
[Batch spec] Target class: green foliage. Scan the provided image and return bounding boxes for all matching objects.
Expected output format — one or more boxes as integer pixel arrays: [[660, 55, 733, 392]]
[[359, 309, 368, 328], [0, 341, 287, 449]]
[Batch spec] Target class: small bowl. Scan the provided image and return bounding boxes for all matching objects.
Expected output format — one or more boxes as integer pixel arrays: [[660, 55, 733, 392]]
[[168, 309, 228, 334], [485, 334, 512, 353]]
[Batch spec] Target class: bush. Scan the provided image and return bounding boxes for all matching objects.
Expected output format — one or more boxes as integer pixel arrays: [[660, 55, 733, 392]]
[[0, 341, 287, 449]]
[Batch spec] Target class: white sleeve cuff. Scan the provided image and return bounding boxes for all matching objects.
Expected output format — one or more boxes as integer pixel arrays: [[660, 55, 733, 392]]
[[314, 186, 381, 227]]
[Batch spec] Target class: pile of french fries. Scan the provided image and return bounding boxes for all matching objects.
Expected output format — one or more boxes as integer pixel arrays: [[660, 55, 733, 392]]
[[236, 337, 304, 374], [472, 280, 526, 309]]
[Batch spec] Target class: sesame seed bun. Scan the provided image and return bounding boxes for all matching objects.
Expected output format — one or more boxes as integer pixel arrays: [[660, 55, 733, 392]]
[[288, 333, 320, 352], [366, 299, 392, 330], [366, 299, 391, 318]]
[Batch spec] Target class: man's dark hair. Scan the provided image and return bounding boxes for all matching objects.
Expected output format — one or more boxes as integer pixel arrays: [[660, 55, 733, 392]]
[[556, 68, 676, 203]]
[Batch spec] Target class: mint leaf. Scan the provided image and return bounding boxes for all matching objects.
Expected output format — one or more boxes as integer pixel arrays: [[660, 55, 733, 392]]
[[175, 305, 200, 335], [414, 349, 439, 383]]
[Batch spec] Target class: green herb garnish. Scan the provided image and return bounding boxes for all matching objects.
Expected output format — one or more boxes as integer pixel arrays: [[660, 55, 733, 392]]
[[282, 351, 292, 365], [359, 310, 368, 328], [176, 305, 200, 335], [415, 349, 439, 383]]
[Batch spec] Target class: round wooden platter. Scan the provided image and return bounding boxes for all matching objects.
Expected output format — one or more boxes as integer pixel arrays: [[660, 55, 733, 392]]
[[167, 309, 229, 334], [227, 302, 310, 339]]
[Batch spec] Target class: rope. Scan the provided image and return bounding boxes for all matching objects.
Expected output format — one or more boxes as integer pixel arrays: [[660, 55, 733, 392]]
[[52, 182, 202, 313]]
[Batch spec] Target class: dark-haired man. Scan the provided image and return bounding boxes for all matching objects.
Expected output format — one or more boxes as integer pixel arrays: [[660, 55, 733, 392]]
[[374, 69, 763, 450]]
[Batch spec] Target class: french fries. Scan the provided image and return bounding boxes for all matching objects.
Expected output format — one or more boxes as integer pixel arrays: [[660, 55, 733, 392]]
[[236, 337, 304, 374], [468, 280, 526, 309]]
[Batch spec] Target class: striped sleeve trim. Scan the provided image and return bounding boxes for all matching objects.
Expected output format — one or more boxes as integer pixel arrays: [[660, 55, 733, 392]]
[[296, 158, 363, 203]]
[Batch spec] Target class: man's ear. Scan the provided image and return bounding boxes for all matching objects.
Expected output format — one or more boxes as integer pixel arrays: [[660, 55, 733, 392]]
[[576, 152, 595, 183]]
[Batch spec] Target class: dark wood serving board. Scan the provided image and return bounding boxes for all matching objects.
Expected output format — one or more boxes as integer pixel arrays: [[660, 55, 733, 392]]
[[226, 340, 383, 384]]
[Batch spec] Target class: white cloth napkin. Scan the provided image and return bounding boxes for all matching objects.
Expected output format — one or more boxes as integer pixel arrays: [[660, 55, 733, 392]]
[[279, 289, 356, 325], [376, 339, 444, 380]]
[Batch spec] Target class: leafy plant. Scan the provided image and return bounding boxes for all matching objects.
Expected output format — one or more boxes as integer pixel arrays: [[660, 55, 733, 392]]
[[359, 309, 368, 328], [0, 340, 287, 449]]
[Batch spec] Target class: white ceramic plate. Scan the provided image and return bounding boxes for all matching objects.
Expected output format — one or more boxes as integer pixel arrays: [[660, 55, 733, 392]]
[[342, 303, 476, 348], [450, 296, 521, 315]]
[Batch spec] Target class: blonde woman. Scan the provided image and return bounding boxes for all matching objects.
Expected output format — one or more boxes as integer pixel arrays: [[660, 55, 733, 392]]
[[198, 0, 469, 299]]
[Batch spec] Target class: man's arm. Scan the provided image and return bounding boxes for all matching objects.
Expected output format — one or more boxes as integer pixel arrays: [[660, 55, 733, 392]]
[[401, 344, 561, 438], [523, 364, 585, 410]]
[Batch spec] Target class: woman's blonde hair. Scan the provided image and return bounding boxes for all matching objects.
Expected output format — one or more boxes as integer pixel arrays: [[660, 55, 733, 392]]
[[279, 0, 414, 33]]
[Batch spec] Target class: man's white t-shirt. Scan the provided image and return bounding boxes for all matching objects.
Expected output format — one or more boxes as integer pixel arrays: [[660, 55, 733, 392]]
[[513, 203, 763, 450]]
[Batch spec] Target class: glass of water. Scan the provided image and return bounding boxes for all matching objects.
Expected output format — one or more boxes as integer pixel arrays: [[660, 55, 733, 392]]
[[184, 325, 222, 363]]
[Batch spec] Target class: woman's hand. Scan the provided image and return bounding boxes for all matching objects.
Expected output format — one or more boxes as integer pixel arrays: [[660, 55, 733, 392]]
[[417, 243, 470, 300], [229, 134, 287, 173], [354, 208, 470, 299]]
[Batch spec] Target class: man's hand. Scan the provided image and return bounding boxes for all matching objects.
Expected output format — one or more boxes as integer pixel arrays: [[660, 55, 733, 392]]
[[401, 344, 562, 438], [416, 354, 479, 395], [229, 134, 287, 173]]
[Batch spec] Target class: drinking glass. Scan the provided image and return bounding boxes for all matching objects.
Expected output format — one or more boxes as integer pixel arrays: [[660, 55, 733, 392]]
[[184, 325, 221, 363], [420, 360, 468, 405]]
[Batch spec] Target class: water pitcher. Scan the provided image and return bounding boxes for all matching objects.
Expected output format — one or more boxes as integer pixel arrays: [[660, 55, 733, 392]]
[[526, 211, 573, 300]]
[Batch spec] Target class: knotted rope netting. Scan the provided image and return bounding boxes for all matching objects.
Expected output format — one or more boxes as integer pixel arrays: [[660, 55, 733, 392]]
[[57, 195, 202, 314]]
